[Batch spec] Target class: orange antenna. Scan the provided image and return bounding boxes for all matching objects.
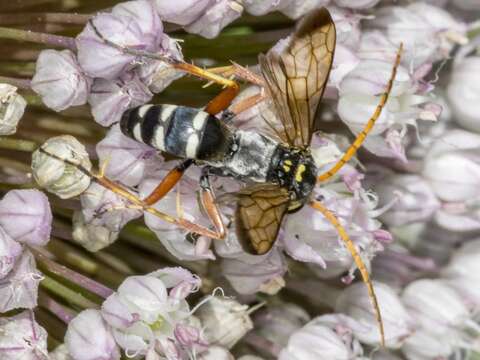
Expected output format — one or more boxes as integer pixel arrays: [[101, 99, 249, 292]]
[[310, 200, 386, 347], [317, 43, 404, 183]]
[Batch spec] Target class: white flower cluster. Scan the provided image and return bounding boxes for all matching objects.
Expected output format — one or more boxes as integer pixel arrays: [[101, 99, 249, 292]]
[[0, 0, 478, 360]]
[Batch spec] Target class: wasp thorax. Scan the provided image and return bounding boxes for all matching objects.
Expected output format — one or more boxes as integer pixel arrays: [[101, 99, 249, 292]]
[[269, 146, 317, 202]]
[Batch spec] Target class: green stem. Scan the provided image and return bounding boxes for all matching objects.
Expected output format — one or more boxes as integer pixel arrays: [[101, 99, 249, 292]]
[[34, 247, 114, 299], [0, 137, 38, 152], [40, 275, 99, 310], [0, 13, 91, 26], [0, 26, 76, 50], [0, 75, 31, 89]]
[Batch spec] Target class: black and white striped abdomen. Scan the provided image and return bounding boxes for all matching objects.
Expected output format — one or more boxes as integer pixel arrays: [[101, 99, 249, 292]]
[[120, 104, 231, 161]]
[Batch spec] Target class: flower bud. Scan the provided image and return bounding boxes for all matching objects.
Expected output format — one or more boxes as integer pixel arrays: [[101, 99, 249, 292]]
[[80, 182, 142, 232], [221, 248, 287, 295], [279, 315, 364, 360], [375, 174, 439, 226], [31, 49, 92, 112], [151, 267, 201, 302], [424, 129, 480, 199], [401, 329, 453, 360], [447, 56, 480, 133], [136, 36, 184, 93], [452, 0, 480, 10], [195, 296, 254, 349], [335, 282, 415, 348], [441, 240, 480, 309], [243, 0, 286, 16], [334, 0, 380, 9], [0, 250, 42, 312], [96, 124, 160, 187], [280, 0, 329, 19], [88, 73, 152, 127], [198, 346, 234, 360], [76, 1, 163, 79], [254, 302, 310, 349], [183, 1, 243, 39], [65, 309, 120, 360], [72, 211, 119, 252], [0, 83, 26, 135], [327, 7, 363, 50], [0, 311, 48, 360], [0, 189, 52, 246], [31, 135, 92, 199], [368, 3, 466, 68], [402, 279, 470, 335], [50, 344, 72, 360], [153, 0, 211, 25], [0, 226, 22, 278]]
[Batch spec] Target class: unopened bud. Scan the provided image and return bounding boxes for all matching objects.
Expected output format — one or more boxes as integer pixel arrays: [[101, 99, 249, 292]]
[[31, 135, 92, 199], [0, 83, 26, 135], [196, 297, 254, 349]]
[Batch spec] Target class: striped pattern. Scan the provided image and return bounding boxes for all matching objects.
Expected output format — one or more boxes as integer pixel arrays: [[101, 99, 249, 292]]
[[120, 104, 212, 159]]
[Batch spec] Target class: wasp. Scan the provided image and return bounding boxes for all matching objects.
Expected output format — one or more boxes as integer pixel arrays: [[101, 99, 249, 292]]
[[86, 8, 403, 346]]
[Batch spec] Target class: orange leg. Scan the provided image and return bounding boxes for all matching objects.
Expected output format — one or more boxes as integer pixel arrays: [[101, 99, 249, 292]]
[[317, 43, 404, 183], [199, 171, 226, 240], [39, 147, 226, 240], [310, 200, 385, 347], [142, 159, 193, 206], [208, 62, 264, 86]]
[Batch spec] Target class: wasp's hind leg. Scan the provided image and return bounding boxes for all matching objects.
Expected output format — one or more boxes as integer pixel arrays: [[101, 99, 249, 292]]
[[317, 43, 403, 183], [142, 159, 194, 206], [310, 200, 385, 346]]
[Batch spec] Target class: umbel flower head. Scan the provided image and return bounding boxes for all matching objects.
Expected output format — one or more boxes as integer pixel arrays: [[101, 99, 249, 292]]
[[4, 1, 480, 360]]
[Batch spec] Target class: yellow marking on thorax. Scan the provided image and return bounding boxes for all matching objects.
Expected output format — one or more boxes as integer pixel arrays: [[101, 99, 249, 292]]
[[283, 159, 293, 173], [295, 164, 306, 182]]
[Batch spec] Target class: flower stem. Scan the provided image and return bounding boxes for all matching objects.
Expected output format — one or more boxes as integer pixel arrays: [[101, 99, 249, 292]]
[[0, 26, 76, 51], [40, 274, 100, 309], [0, 75, 31, 89], [0, 137, 38, 152], [33, 248, 114, 299], [0, 13, 91, 26], [38, 290, 76, 324], [244, 332, 282, 358], [47, 237, 127, 288]]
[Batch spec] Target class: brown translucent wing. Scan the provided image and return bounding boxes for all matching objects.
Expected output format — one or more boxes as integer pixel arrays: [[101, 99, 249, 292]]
[[259, 8, 336, 148], [235, 184, 290, 255]]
